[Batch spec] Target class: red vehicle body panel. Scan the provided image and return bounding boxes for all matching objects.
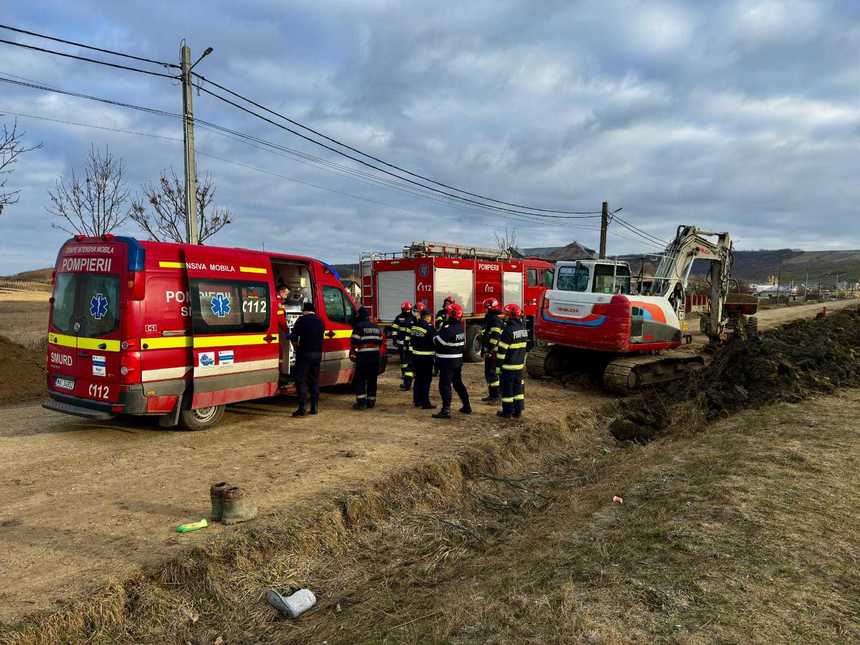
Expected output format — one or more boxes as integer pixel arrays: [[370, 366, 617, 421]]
[[45, 236, 374, 422], [364, 256, 553, 321], [534, 293, 681, 354]]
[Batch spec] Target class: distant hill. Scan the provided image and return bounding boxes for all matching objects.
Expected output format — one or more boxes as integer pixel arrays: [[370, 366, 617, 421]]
[[3, 267, 52, 283]]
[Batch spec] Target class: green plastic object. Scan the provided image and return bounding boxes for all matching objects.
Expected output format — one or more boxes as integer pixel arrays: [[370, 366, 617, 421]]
[[176, 518, 208, 533]]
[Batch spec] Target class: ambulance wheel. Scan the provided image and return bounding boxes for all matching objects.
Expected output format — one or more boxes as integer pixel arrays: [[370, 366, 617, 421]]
[[179, 405, 225, 431], [465, 325, 483, 363]]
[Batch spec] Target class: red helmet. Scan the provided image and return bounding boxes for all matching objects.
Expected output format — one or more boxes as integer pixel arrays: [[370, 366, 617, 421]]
[[448, 303, 464, 320], [483, 297, 500, 311], [401, 300, 413, 311], [415, 302, 426, 313], [504, 303, 522, 318]]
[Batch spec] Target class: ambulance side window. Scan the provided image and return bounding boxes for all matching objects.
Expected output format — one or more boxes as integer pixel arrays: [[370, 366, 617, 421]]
[[527, 269, 539, 287], [323, 286, 354, 325], [544, 270, 554, 288], [190, 279, 270, 333]]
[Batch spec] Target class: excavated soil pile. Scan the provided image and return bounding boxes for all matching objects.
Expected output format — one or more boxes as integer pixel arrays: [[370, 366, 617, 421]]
[[612, 307, 860, 442], [0, 335, 46, 405]]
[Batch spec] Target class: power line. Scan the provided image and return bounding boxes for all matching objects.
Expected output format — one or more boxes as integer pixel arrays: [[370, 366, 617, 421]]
[[193, 74, 601, 216], [195, 84, 600, 221], [0, 75, 180, 119], [613, 214, 668, 247], [0, 38, 177, 79], [0, 23, 178, 69]]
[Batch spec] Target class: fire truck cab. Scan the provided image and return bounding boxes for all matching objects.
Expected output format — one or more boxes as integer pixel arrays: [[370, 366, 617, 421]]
[[360, 241, 553, 361], [44, 235, 376, 430]]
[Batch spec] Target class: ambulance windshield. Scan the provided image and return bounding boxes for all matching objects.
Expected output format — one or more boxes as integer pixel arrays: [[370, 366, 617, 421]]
[[51, 273, 120, 337]]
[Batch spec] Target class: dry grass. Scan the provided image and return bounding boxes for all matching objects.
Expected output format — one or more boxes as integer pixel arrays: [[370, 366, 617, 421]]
[[4, 391, 858, 643]]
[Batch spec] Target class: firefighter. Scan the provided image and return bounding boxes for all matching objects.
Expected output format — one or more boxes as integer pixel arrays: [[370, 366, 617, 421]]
[[350, 307, 383, 410], [432, 303, 471, 419], [496, 304, 529, 419], [289, 301, 324, 417], [393, 301, 416, 390], [435, 296, 454, 329], [480, 297, 504, 403], [410, 306, 437, 409], [276, 283, 291, 381]]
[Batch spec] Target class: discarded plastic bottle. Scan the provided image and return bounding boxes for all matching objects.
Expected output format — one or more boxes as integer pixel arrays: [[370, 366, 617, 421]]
[[176, 518, 208, 533]]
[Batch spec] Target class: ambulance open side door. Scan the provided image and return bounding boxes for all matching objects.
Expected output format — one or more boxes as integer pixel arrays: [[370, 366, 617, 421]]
[[182, 247, 280, 409]]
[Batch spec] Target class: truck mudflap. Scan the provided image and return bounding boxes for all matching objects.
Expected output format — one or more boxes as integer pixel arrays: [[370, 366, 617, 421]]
[[41, 398, 114, 420]]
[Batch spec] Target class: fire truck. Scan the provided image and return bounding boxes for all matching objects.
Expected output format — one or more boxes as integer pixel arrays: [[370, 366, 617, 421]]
[[360, 241, 554, 361], [43, 235, 382, 430]]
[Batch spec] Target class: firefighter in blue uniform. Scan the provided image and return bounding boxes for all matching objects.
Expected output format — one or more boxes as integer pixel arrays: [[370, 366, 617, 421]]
[[393, 301, 416, 391], [350, 307, 383, 410], [432, 303, 472, 419], [409, 305, 437, 409], [480, 297, 504, 403], [496, 303, 529, 419], [435, 296, 454, 329]]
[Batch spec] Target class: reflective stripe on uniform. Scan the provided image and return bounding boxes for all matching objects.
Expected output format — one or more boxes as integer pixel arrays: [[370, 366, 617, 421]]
[[497, 341, 509, 350], [502, 363, 525, 370], [489, 380, 500, 387], [514, 394, 525, 400], [507, 342, 528, 349], [411, 349, 435, 356], [501, 397, 515, 403], [436, 353, 463, 359]]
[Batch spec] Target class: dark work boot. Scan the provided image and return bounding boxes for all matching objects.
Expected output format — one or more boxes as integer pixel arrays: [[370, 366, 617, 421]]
[[481, 386, 500, 404], [459, 402, 472, 414], [292, 406, 306, 418], [432, 408, 451, 419], [367, 399, 376, 409], [309, 399, 318, 415], [421, 402, 436, 410], [353, 400, 367, 410], [497, 410, 512, 419]]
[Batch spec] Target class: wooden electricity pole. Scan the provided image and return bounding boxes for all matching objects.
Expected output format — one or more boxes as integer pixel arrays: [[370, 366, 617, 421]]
[[599, 200, 609, 258]]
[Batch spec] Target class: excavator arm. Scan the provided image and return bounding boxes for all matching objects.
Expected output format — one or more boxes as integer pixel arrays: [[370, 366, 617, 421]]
[[648, 225, 733, 342]]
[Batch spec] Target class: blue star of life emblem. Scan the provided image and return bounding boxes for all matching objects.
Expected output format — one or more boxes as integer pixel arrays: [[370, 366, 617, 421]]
[[210, 293, 231, 318], [89, 293, 109, 320]]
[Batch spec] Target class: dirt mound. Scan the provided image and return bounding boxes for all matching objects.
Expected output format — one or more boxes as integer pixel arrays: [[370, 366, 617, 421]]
[[611, 307, 860, 441], [0, 335, 46, 405]]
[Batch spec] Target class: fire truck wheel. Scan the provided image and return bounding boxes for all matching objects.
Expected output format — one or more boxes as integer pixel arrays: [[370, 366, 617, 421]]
[[179, 405, 225, 431], [464, 324, 483, 363]]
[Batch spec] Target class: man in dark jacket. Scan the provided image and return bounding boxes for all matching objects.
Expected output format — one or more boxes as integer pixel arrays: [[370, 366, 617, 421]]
[[432, 303, 471, 419], [393, 301, 416, 391], [289, 301, 324, 417], [480, 297, 504, 403], [410, 308, 437, 409], [350, 307, 383, 410], [496, 304, 529, 419]]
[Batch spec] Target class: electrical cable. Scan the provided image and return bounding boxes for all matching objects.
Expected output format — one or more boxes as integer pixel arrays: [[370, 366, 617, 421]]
[[613, 214, 668, 246], [0, 38, 177, 78], [193, 73, 601, 215], [0, 23, 178, 69], [196, 84, 600, 220]]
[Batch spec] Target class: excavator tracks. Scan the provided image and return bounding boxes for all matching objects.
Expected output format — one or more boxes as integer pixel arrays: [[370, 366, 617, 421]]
[[526, 342, 573, 379], [601, 351, 705, 395]]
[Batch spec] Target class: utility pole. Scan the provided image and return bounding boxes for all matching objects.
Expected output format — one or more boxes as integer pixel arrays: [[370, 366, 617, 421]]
[[180, 42, 213, 244], [599, 200, 609, 259]]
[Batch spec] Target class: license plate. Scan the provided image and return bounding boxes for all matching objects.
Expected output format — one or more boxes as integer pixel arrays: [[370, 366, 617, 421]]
[[54, 376, 75, 391]]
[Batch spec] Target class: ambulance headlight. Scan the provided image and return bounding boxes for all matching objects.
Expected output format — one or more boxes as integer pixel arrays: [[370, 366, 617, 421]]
[[121, 341, 130, 350]]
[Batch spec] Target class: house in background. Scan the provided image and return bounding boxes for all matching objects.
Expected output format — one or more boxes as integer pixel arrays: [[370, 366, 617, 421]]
[[342, 278, 361, 302]]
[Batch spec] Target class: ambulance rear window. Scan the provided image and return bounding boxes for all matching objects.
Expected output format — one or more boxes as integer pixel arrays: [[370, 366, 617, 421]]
[[190, 279, 270, 333], [50, 273, 120, 337]]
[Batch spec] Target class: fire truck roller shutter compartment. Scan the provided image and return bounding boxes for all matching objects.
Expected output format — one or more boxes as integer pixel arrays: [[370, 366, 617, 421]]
[[503, 271, 523, 309], [434, 268, 474, 315], [377, 270, 415, 322]]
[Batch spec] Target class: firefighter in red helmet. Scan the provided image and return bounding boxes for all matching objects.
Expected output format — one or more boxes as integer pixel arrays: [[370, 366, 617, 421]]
[[432, 302, 471, 419], [496, 303, 528, 419], [480, 297, 504, 403], [393, 300, 416, 390]]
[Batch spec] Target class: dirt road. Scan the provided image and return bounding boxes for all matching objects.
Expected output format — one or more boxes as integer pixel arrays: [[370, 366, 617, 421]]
[[0, 365, 607, 625], [755, 298, 860, 330]]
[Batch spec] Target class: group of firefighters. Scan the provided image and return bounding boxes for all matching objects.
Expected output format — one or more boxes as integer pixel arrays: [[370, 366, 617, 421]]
[[356, 296, 529, 420], [279, 287, 528, 420]]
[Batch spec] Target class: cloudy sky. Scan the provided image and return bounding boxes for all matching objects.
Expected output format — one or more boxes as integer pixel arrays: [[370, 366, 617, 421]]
[[0, 0, 858, 273]]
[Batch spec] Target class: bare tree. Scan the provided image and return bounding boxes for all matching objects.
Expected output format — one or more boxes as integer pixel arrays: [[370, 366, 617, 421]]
[[130, 168, 231, 243], [46, 145, 130, 235], [495, 227, 519, 255], [1, 119, 41, 216]]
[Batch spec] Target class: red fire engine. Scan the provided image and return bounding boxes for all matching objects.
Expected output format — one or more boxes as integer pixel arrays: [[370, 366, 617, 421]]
[[44, 235, 382, 430], [360, 241, 553, 361]]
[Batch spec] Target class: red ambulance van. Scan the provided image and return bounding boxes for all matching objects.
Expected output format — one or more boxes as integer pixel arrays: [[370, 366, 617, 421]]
[[43, 235, 379, 430]]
